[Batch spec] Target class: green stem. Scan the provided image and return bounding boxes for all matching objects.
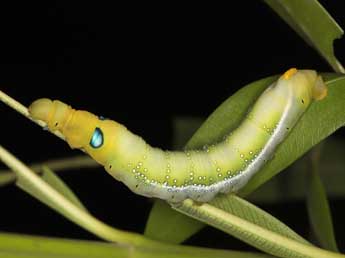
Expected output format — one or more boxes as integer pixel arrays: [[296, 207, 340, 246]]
[[0, 144, 157, 248], [0, 231, 272, 258]]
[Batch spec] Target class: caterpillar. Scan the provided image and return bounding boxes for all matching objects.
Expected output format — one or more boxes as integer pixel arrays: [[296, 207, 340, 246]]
[[28, 68, 327, 203]]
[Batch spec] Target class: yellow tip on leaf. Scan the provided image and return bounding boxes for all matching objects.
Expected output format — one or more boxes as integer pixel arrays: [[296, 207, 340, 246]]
[[283, 68, 298, 80]]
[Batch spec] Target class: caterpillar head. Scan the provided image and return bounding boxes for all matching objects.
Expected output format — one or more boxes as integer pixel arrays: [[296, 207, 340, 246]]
[[279, 68, 328, 106]]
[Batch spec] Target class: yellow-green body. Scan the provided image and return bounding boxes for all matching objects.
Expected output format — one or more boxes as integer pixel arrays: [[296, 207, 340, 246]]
[[29, 68, 327, 202]]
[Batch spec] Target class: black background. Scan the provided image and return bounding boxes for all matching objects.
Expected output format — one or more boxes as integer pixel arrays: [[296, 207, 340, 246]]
[[1, 0, 345, 252]]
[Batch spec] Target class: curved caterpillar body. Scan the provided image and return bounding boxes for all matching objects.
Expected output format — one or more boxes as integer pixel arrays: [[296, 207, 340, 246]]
[[29, 68, 327, 202]]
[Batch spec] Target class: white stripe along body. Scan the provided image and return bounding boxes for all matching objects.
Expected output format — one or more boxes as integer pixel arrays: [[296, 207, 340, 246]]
[[29, 68, 327, 202]]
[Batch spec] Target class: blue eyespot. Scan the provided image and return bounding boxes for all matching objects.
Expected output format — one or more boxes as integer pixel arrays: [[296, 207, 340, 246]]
[[90, 127, 104, 148], [99, 115, 106, 120]]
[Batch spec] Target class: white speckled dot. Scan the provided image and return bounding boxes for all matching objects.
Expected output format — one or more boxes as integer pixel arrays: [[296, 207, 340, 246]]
[[203, 145, 210, 153]]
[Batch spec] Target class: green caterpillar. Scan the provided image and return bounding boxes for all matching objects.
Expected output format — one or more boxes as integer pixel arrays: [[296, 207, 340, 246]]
[[29, 68, 327, 202]]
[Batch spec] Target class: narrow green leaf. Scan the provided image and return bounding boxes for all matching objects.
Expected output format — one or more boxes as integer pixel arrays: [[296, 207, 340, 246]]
[[145, 73, 345, 243], [134, 246, 275, 258], [16, 166, 89, 213], [244, 137, 345, 204], [210, 195, 310, 245], [40, 166, 89, 212], [144, 200, 204, 244], [239, 75, 345, 196], [306, 144, 339, 251], [0, 231, 129, 258], [172, 200, 345, 258], [264, 0, 344, 73], [0, 231, 275, 258], [0, 145, 163, 245], [186, 75, 278, 149]]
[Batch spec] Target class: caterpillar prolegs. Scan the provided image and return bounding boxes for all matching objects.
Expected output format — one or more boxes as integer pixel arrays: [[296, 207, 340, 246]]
[[29, 68, 327, 202]]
